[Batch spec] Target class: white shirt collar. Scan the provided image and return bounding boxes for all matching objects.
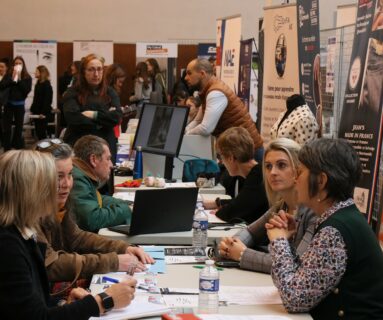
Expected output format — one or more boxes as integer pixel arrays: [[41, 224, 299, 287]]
[[17, 227, 37, 241]]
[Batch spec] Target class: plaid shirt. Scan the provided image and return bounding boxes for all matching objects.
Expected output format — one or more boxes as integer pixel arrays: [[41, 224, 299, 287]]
[[235, 205, 317, 273]]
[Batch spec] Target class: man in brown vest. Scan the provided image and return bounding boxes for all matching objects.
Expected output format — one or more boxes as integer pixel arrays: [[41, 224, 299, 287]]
[[184, 58, 263, 158]]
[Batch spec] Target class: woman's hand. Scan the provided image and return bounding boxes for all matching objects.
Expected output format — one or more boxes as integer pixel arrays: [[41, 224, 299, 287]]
[[218, 237, 247, 261], [117, 253, 146, 274], [265, 210, 296, 241], [103, 278, 137, 310], [67, 287, 91, 304], [126, 246, 155, 264]]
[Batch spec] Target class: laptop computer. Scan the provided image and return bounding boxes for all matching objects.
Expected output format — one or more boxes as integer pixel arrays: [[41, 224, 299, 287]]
[[109, 187, 199, 236]]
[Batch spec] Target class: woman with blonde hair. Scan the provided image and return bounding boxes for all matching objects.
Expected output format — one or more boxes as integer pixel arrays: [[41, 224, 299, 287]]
[[0, 150, 136, 319], [63, 53, 122, 163], [30, 65, 53, 139], [218, 138, 316, 273]]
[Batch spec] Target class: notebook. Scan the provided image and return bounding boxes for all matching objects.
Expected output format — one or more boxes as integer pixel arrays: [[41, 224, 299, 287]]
[[109, 187, 198, 236]]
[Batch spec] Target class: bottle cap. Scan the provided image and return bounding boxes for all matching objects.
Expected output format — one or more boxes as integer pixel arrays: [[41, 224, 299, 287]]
[[205, 259, 214, 266]]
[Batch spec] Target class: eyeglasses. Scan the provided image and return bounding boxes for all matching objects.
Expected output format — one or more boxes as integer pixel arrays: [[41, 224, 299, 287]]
[[86, 67, 103, 74], [36, 138, 63, 150]]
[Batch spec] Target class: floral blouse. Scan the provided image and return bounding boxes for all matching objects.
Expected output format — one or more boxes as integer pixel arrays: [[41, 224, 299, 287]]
[[269, 199, 354, 312]]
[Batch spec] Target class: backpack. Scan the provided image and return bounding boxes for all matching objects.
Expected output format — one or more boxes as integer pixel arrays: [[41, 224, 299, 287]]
[[182, 159, 220, 184]]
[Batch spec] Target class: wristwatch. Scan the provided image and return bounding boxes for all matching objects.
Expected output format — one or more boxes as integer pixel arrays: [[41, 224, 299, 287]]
[[98, 292, 114, 313]]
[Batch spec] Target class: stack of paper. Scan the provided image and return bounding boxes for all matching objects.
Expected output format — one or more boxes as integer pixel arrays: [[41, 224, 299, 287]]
[[89, 301, 170, 320]]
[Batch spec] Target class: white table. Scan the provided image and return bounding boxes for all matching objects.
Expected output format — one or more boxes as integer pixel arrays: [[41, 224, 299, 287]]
[[156, 264, 312, 319], [99, 226, 242, 246]]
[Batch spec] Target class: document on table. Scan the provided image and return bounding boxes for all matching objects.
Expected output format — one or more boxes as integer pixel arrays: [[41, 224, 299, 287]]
[[198, 315, 292, 320], [219, 286, 282, 305], [162, 294, 199, 307], [113, 192, 135, 202], [165, 256, 206, 264], [89, 301, 170, 320]]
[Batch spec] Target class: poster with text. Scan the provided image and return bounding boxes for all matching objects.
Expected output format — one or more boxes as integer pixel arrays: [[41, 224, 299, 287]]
[[136, 43, 178, 59], [238, 39, 253, 111], [197, 43, 216, 60], [296, 0, 320, 114], [14, 40, 57, 111], [326, 36, 336, 94], [215, 19, 224, 79], [261, 4, 300, 143], [250, 47, 260, 123], [73, 41, 113, 65], [338, 0, 383, 223], [220, 15, 242, 93]]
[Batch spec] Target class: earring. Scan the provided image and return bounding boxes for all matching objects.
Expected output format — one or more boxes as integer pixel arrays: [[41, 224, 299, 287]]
[[317, 198, 321, 202]]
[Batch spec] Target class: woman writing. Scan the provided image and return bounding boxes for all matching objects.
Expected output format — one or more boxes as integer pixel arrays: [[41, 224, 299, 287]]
[[63, 54, 122, 163], [34, 139, 154, 288], [0, 150, 136, 319], [267, 138, 383, 319], [30, 65, 53, 140], [204, 127, 268, 224], [218, 138, 316, 273]]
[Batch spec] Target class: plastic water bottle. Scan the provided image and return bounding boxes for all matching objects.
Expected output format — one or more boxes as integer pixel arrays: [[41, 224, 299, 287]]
[[198, 259, 219, 314], [133, 146, 143, 179], [192, 204, 208, 248]]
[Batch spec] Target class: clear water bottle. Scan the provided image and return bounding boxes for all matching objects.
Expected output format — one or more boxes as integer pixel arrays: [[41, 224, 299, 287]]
[[198, 259, 219, 314], [192, 204, 208, 248], [133, 146, 143, 179]]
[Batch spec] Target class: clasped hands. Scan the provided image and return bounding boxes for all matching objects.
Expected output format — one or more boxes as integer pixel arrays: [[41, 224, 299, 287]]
[[266, 210, 297, 241]]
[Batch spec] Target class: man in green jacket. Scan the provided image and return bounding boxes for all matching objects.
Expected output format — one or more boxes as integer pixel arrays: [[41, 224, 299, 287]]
[[71, 135, 130, 232]]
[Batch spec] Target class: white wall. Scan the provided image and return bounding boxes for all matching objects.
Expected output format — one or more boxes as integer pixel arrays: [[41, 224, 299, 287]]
[[0, 0, 356, 43]]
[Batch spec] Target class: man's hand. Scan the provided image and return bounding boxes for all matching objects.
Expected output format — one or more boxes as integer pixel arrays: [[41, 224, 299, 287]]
[[126, 246, 155, 264]]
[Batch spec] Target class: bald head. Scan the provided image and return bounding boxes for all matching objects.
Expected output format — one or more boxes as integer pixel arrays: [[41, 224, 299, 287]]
[[185, 58, 214, 91], [189, 58, 214, 75]]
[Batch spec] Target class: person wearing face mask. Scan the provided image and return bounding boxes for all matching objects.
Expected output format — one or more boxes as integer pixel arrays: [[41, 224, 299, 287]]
[[2, 56, 32, 151], [34, 139, 154, 295], [63, 54, 122, 163]]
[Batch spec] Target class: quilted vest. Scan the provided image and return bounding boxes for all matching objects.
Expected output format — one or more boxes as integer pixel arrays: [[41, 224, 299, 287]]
[[199, 77, 263, 150]]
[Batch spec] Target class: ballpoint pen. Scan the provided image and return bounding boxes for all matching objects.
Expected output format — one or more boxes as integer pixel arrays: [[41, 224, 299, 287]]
[[102, 276, 120, 284]]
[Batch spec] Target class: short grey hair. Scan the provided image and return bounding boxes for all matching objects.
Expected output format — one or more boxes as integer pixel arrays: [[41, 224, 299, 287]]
[[34, 139, 73, 160], [192, 58, 214, 75], [74, 135, 109, 163], [298, 138, 362, 201]]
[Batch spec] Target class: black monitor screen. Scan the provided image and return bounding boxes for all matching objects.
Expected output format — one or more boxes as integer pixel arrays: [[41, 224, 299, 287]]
[[133, 103, 189, 157]]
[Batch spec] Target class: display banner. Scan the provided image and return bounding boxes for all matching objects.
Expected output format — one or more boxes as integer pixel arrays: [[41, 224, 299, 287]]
[[13, 40, 57, 111], [250, 47, 260, 123], [338, 0, 383, 223], [215, 19, 225, 79], [136, 43, 178, 58], [73, 41, 113, 65], [238, 39, 253, 110], [219, 15, 242, 93], [296, 0, 321, 114], [325, 36, 337, 94], [197, 43, 216, 59], [261, 4, 300, 143]]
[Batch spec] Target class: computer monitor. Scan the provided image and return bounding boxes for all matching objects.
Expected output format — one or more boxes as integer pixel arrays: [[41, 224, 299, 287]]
[[132, 103, 189, 180]]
